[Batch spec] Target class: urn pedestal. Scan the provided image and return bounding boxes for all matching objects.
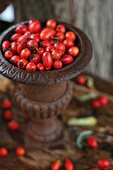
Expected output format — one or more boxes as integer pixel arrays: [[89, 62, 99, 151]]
[[0, 21, 92, 149]]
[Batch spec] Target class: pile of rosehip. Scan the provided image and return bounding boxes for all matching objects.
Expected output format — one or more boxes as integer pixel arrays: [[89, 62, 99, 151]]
[[1, 19, 79, 71]]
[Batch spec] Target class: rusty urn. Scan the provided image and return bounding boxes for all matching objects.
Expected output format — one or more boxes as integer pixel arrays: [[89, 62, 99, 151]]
[[0, 21, 92, 149]]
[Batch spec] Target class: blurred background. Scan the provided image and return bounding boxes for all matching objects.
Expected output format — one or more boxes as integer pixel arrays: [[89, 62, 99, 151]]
[[0, 0, 113, 81]]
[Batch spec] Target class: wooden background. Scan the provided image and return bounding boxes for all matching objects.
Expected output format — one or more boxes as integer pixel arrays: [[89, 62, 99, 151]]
[[2, 0, 113, 81]]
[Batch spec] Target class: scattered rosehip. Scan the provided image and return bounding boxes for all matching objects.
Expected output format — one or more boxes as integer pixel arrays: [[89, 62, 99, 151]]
[[15, 146, 26, 157], [1, 99, 12, 109], [0, 148, 8, 157], [3, 110, 13, 120], [65, 159, 74, 170], [97, 95, 108, 106], [51, 160, 61, 170], [91, 99, 101, 109], [75, 75, 86, 85], [7, 120, 19, 131], [86, 136, 98, 148], [97, 159, 110, 169]]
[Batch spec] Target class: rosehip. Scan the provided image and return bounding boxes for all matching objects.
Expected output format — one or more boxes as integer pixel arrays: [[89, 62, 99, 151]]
[[51, 160, 61, 170], [0, 148, 8, 157], [24, 31, 31, 36], [54, 42, 66, 52], [63, 38, 74, 48], [68, 46, 79, 57], [30, 33, 40, 42], [42, 52, 53, 69], [40, 28, 56, 40], [15, 24, 28, 34], [56, 24, 66, 33], [7, 120, 19, 131], [26, 62, 37, 71], [37, 63, 45, 71], [41, 40, 51, 47], [2, 40, 10, 51], [46, 19, 56, 29], [17, 35, 27, 43], [20, 48, 31, 59], [53, 60, 63, 69], [91, 99, 101, 109], [16, 146, 26, 157], [11, 42, 17, 52], [27, 39, 38, 50], [11, 33, 21, 41], [46, 45, 55, 52], [3, 110, 13, 120], [17, 42, 27, 54], [62, 54, 74, 65], [52, 49, 63, 60], [10, 55, 20, 65], [76, 75, 86, 85], [28, 21, 41, 33], [56, 32, 65, 41], [17, 59, 28, 69], [86, 136, 98, 148], [65, 31, 76, 41], [65, 159, 74, 170], [1, 99, 12, 109], [97, 95, 108, 106], [30, 54, 41, 64], [97, 159, 110, 169], [4, 50, 13, 59], [28, 18, 39, 25], [38, 47, 45, 55]]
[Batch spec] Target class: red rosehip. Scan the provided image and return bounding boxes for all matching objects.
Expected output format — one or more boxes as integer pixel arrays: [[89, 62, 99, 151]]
[[97, 95, 108, 106], [0, 148, 8, 157], [26, 62, 37, 71], [7, 120, 19, 131], [46, 45, 55, 52], [52, 49, 63, 60], [41, 40, 51, 47], [91, 99, 101, 109], [17, 42, 27, 54], [17, 59, 28, 69], [51, 160, 61, 170], [86, 136, 98, 148], [68, 46, 79, 57], [42, 52, 53, 70], [4, 50, 13, 59], [3, 110, 13, 120], [40, 28, 56, 40], [24, 31, 31, 36], [62, 54, 74, 65], [65, 159, 74, 170], [63, 39, 74, 48], [2, 40, 10, 51], [65, 31, 76, 41], [27, 39, 38, 50], [17, 35, 27, 44], [10, 55, 20, 65], [30, 54, 41, 64], [15, 24, 28, 34], [97, 159, 110, 169], [15, 146, 26, 157], [54, 42, 66, 52], [53, 60, 63, 69], [1, 99, 12, 109], [28, 18, 39, 25], [20, 48, 31, 59], [38, 47, 45, 55], [37, 63, 45, 71], [76, 75, 86, 85], [56, 32, 65, 41], [11, 42, 17, 52], [28, 21, 41, 33], [30, 33, 40, 42], [56, 24, 66, 33], [11, 33, 21, 41], [90, 168, 99, 170], [46, 19, 56, 29]]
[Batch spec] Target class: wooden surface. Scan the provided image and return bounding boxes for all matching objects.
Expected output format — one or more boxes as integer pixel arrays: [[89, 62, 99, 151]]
[[10, 0, 113, 82], [0, 75, 113, 170]]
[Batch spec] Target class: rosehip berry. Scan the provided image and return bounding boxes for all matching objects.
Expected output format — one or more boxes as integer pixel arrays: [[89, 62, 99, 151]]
[[11, 33, 21, 41], [40, 28, 56, 40], [91, 99, 101, 109], [62, 54, 74, 65], [90, 168, 99, 170], [3, 110, 13, 120], [26, 62, 37, 71], [46, 19, 56, 29], [20, 48, 31, 59], [27, 40, 38, 50], [38, 47, 45, 55], [86, 136, 98, 148], [2, 40, 10, 51], [28, 18, 39, 25], [17, 35, 27, 43], [56, 24, 66, 33], [17, 59, 28, 69], [37, 63, 45, 71], [56, 32, 65, 41], [10, 55, 20, 65], [46, 45, 55, 52], [76, 75, 86, 85], [30, 33, 40, 42], [97, 95, 108, 106], [65, 159, 74, 170], [0, 148, 8, 157], [52, 49, 63, 60], [28, 21, 41, 33], [65, 31, 76, 41], [15, 146, 26, 157], [53, 60, 63, 69], [15, 24, 28, 34], [4, 50, 13, 59], [7, 120, 19, 131], [42, 52, 53, 69], [11, 42, 17, 52], [24, 31, 31, 36], [17, 42, 27, 54], [54, 42, 66, 52], [41, 40, 51, 47], [1, 99, 12, 109], [68, 46, 79, 57], [63, 39, 74, 48], [30, 54, 41, 64], [97, 159, 110, 169], [51, 160, 61, 170]]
